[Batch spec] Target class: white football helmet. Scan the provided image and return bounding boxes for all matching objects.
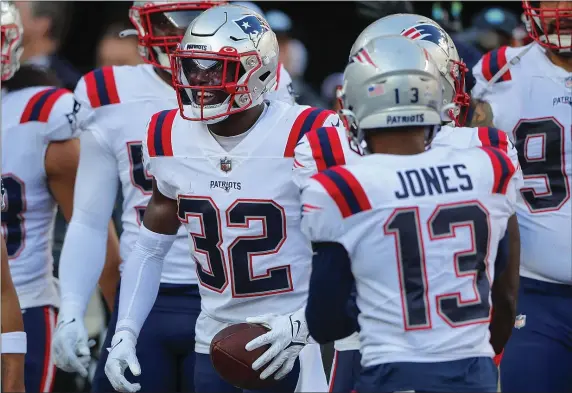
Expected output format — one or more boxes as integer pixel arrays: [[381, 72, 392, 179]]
[[128, 1, 225, 70], [342, 35, 444, 153], [350, 14, 469, 126], [1, 0, 23, 81], [171, 4, 279, 123]]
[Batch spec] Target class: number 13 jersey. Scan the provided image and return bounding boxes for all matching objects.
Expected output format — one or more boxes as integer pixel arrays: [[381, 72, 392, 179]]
[[301, 146, 519, 366], [143, 100, 341, 353], [473, 43, 572, 285]]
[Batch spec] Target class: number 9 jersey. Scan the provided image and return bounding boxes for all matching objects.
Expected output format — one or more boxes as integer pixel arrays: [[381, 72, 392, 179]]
[[472, 44, 572, 285], [301, 146, 519, 366]]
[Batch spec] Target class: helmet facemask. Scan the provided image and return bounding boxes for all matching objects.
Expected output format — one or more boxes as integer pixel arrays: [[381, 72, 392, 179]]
[[522, 0, 572, 54], [1, 1, 23, 82], [129, 1, 224, 70], [171, 46, 264, 123]]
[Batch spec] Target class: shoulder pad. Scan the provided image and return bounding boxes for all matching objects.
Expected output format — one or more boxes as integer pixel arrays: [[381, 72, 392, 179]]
[[19, 87, 71, 124], [284, 106, 338, 157], [146, 109, 178, 157], [479, 46, 514, 84], [77, 66, 121, 109], [479, 146, 516, 195], [311, 166, 372, 218]]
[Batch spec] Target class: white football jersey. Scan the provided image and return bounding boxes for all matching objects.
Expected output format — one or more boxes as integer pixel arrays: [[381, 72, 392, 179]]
[[473, 43, 572, 284], [334, 124, 524, 352], [301, 146, 518, 366], [74, 63, 297, 285], [143, 100, 341, 353], [1, 86, 79, 309]]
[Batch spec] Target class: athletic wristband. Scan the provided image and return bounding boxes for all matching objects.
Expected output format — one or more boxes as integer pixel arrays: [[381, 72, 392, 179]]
[[1, 332, 27, 354]]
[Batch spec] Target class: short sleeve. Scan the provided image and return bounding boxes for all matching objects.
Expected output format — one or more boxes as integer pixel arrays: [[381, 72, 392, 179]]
[[42, 89, 83, 142], [142, 120, 178, 200], [293, 123, 361, 189], [300, 178, 346, 243]]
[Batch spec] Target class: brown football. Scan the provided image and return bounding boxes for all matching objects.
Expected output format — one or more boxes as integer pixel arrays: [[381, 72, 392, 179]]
[[210, 323, 279, 390]]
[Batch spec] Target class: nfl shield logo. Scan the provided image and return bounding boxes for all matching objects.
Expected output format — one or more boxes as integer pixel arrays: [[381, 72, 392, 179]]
[[514, 314, 526, 329], [220, 157, 232, 173], [566, 76, 572, 88]]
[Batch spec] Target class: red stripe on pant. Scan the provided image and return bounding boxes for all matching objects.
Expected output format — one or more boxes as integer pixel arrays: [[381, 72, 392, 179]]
[[40, 307, 57, 392]]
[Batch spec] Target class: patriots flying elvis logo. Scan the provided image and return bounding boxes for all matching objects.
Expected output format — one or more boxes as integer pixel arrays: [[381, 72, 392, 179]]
[[233, 15, 269, 48], [401, 23, 450, 57]]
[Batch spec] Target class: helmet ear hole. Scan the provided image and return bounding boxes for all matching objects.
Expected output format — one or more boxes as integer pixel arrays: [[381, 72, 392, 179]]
[[258, 71, 271, 82]]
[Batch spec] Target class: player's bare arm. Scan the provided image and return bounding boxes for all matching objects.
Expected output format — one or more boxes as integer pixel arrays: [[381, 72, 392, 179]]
[[469, 100, 495, 127], [490, 214, 520, 355], [143, 179, 181, 235], [1, 237, 26, 392], [44, 138, 122, 308]]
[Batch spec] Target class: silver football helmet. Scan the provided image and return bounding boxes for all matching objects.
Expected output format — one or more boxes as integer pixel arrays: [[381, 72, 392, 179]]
[[350, 14, 469, 126], [172, 4, 279, 123], [341, 35, 444, 152], [1, 0, 23, 81], [127, 1, 225, 70]]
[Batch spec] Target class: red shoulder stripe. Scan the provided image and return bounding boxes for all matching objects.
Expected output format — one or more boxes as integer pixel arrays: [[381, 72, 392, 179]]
[[20, 88, 69, 123], [480, 46, 512, 83], [479, 146, 516, 194], [147, 109, 178, 157], [306, 127, 346, 172], [84, 66, 120, 108], [284, 108, 337, 157], [311, 166, 371, 218], [478, 127, 509, 152]]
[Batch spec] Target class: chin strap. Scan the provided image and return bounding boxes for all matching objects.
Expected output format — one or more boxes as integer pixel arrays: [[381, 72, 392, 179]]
[[119, 29, 138, 38]]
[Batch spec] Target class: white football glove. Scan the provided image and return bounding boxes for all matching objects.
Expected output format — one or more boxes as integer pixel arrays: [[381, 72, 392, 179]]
[[104, 330, 141, 393], [52, 315, 92, 377], [245, 307, 313, 380]]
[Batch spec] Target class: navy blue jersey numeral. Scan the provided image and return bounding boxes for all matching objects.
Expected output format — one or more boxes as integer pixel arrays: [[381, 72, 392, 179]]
[[127, 142, 153, 225], [514, 118, 570, 212], [1, 175, 26, 258], [178, 197, 292, 297], [384, 202, 491, 330]]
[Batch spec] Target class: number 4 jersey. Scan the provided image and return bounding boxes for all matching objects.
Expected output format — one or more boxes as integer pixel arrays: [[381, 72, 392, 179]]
[[143, 100, 344, 353], [1, 86, 79, 309], [473, 43, 572, 284], [301, 146, 519, 366]]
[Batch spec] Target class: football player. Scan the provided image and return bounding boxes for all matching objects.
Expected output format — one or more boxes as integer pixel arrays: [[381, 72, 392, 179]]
[[325, 14, 523, 393], [471, 1, 572, 392], [0, 2, 121, 392], [1, 180, 26, 393], [303, 35, 519, 393], [51, 2, 298, 392], [102, 5, 347, 393]]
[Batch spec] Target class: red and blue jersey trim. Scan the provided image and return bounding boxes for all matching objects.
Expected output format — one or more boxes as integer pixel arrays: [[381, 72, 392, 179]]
[[312, 166, 371, 218], [20, 88, 69, 123], [306, 127, 346, 172], [480, 146, 515, 195], [481, 46, 512, 83], [84, 66, 120, 108], [284, 107, 336, 157], [478, 127, 509, 152], [146, 109, 178, 157]]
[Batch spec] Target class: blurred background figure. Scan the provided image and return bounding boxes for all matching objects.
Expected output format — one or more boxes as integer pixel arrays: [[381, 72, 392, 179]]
[[266, 9, 326, 107], [15, 1, 80, 89], [320, 72, 344, 111], [96, 22, 143, 67]]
